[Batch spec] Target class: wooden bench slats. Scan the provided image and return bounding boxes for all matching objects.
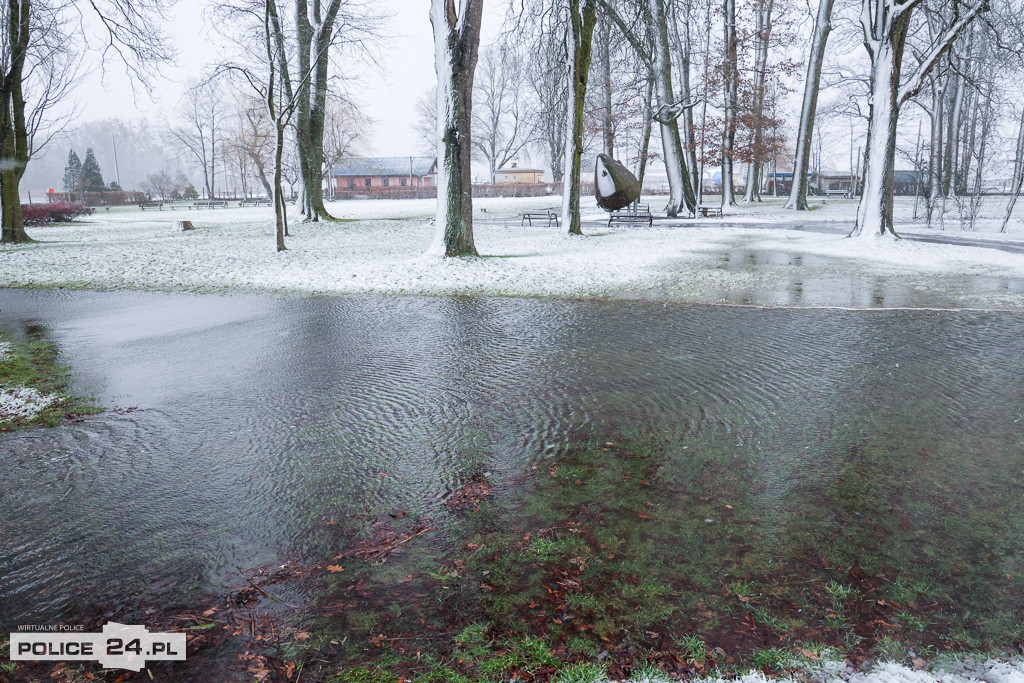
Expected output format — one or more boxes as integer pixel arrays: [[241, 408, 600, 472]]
[[696, 205, 722, 218], [608, 203, 653, 226], [521, 210, 559, 227]]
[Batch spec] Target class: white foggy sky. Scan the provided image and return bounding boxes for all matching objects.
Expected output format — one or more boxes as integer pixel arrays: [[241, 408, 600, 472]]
[[74, 0, 508, 157]]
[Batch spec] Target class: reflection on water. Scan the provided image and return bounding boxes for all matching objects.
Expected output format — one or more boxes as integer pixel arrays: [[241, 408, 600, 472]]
[[0, 289, 1022, 653], [704, 248, 1024, 307]]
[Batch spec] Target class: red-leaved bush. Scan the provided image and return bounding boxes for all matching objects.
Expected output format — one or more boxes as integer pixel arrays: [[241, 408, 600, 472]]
[[22, 202, 94, 226]]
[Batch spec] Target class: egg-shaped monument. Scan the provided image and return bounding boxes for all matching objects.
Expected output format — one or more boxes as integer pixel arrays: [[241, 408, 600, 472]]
[[594, 153, 642, 211]]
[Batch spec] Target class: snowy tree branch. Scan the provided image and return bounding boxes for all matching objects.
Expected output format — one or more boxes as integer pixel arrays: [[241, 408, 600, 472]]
[[897, 0, 987, 105]]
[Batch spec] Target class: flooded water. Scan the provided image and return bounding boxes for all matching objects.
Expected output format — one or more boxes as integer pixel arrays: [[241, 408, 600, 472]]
[[2, 289, 1023, 670]]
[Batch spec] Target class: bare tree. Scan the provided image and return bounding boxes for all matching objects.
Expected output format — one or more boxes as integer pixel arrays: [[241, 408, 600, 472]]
[[472, 44, 534, 183], [720, 0, 739, 206], [141, 168, 188, 200], [293, 0, 381, 222], [414, 85, 438, 155], [560, 0, 599, 235], [224, 95, 275, 198], [0, 0, 172, 243], [850, 0, 986, 237], [167, 78, 227, 199], [524, 21, 568, 183], [741, 0, 775, 203], [216, 0, 321, 251], [321, 96, 366, 198], [600, 0, 698, 216], [428, 0, 484, 257], [1002, 105, 1024, 232], [785, 0, 836, 210]]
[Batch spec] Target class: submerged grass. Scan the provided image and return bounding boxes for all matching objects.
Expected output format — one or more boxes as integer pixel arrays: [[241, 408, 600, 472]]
[[0, 326, 100, 430], [299, 421, 1024, 681]]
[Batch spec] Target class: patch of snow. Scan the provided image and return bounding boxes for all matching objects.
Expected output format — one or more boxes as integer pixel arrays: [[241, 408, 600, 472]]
[[1, 196, 1023, 309], [0, 386, 59, 423], [0, 341, 10, 359]]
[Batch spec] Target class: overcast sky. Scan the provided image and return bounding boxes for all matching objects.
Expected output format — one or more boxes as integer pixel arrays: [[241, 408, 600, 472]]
[[74, 1, 507, 158]]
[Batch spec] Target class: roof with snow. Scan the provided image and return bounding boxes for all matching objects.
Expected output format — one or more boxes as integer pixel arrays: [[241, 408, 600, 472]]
[[332, 157, 436, 178]]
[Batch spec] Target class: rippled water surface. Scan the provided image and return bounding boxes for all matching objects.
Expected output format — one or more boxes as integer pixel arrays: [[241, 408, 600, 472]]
[[1, 289, 1023, 649]]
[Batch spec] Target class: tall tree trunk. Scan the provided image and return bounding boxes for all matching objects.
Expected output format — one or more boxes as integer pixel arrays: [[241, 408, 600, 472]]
[[295, 0, 344, 222], [0, 0, 31, 244], [959, 87, 980, 197], [560, 0, 598, 236], [785, 0, 834, 210], [273, 120, 288, 251], [1000, 107, 1024, 233], [852, 13, 910, 237], [850, 0, 983, 238], [743, 0, 772, 203], [649, 0, 695, 216], [721, 0, 738, 206], [942, 74, 961, 196], [925, 79, 943, 225], [635, 75, 655, 186], [669, 2, 701, 205], [598, 19, 614, 156], [429, 0, 483, 256]]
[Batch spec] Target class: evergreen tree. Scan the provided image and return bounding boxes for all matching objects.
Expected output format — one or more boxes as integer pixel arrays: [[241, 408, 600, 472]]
[[80, 148, 105, 192], [62, 150, 82, 193]]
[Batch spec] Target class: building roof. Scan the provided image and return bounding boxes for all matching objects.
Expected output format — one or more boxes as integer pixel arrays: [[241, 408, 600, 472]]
[[497, 167, 543, 174], [332, 157, 436, 178]]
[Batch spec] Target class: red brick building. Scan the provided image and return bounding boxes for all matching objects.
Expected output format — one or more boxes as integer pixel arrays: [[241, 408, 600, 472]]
[[332, 157, 437, 192]]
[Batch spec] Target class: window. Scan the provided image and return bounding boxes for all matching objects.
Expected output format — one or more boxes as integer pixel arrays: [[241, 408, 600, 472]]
[[347, 179, 354, 190], [383, 178, 390, 187], [365, 178, 371, 187], [400, 177, 408, 187]]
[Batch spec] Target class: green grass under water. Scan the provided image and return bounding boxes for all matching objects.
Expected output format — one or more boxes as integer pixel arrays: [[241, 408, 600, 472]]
[[0, 327, 100, 429]]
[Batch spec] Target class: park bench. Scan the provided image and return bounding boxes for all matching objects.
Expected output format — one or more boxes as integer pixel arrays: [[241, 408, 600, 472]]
[[139, 202, 164, 211], [608, 203, 653, 227], [696, 204, 723, 218], [521, 209, 559, 227], [823, 189, 851, 199], [240, 198, 272, 207], [192, 200, 229, 209]]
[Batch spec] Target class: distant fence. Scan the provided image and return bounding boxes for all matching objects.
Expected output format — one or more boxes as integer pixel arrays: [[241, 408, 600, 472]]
[[47, 191, 146, 206], [328, 182, 585, 201]]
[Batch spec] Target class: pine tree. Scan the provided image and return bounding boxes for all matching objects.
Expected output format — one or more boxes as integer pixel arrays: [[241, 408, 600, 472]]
[[80, 148, 105, 192], [63, 150, 82, 194]]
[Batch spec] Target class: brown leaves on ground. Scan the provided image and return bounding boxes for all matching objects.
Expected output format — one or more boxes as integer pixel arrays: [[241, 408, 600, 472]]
[[337, 523, 436, 563], [443, 479, 495, 513]]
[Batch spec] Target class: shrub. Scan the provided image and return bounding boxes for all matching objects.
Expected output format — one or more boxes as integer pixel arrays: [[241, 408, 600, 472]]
[[22, 202, 94, 226]]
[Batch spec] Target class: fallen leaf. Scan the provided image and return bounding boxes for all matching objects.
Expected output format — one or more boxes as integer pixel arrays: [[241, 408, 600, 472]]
[[295, 631, 310, 640], [327, 565, 345, 573]]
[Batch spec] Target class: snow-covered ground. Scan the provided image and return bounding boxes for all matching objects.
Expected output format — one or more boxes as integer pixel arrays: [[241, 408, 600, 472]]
[[0, 385, 59, 424], [2, 196, 1024, 308]]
